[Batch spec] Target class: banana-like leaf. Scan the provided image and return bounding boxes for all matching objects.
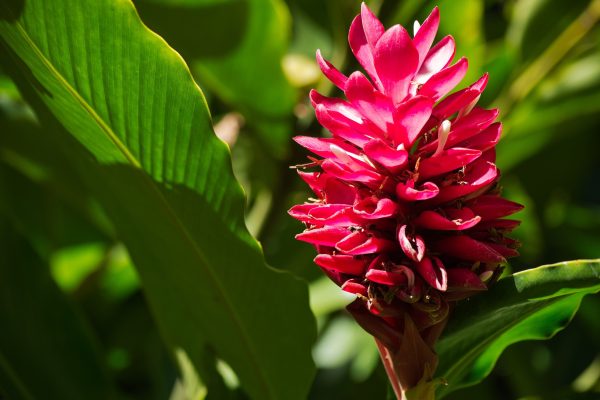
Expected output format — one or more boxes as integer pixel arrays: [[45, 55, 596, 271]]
[[0, 217, 114, 400], [436, 260, 600, 397], [0, 1, 316, 399], [135, 0, 297, 157]]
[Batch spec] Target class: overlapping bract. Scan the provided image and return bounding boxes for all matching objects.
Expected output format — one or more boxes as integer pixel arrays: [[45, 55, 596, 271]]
[[290, 4, 523, 389]]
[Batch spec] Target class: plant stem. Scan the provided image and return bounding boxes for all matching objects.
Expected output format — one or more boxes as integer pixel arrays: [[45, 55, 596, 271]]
[[376, 339, 405, 400]]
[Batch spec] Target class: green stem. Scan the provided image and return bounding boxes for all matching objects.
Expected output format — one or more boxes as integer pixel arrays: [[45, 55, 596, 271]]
[[496, 0, 600, 114]]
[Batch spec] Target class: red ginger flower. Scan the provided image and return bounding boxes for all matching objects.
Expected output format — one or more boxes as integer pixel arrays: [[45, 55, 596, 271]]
[[289, 4, 523, 397]]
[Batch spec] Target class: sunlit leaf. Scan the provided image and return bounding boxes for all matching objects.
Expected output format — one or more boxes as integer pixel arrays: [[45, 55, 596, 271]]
[[434, 0, 485, 84], [506, 0, 589, 63], [50, 242, 107, 291], [135, 0, 297, 157], [0, 1, 316, 399], [436, 259, 600, 397], [498, 51, 600, 171]]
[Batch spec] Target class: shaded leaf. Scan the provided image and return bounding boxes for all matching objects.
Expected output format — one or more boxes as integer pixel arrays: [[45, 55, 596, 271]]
[[194, 0, 296, 156], [436, 259, 600, 397], [499, 51, 600, 171], [133, 0, 248, 59], [0, 218, 114, 400], [0, 0, 316, 399], [0, 157, 109, 257]]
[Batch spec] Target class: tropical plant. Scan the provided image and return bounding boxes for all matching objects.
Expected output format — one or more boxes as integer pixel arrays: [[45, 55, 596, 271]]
[[0, 0, 599, 399]]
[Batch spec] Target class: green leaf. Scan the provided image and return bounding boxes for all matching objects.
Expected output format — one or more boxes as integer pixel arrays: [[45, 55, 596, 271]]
[[0, 81, 115, 253], [436, 260, 600, 397], [0, 0, 316, 399], [386, 0, 423, 26], [432, 0, 485, 85], [0, 159, 110, 258], [194, 0, 296, 120], [506, 0, 589, 64], [135, 0, 297, 157], [0, 71, 20, 98], [387, 1, 485, 87], [500, 177, 543, 264], [0, 217, 114, 400], [132, 0, 249, 60], [498, 52, 600, 171]]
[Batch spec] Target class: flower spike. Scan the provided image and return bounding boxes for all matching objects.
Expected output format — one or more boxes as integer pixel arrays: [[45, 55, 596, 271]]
[[289, 4, 522, 397]]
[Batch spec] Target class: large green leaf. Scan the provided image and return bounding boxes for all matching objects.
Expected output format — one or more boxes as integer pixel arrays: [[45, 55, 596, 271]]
[[135, 0, 297, 157], [436, 260, 600, 397], [0, 217, 114, 399], [0, 117, 112, 257], [132, 0, 249, 60], [0, 0, 316, 399]]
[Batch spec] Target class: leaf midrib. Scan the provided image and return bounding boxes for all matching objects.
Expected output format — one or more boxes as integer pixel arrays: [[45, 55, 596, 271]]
[[1, 6, 273, 399]]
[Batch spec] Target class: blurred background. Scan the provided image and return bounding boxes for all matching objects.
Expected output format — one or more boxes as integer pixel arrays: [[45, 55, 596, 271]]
[[1, 0, 600, 398]]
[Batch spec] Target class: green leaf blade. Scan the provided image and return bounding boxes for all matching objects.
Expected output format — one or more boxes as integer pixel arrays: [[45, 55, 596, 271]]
[[134, 0, 297, 156], [436, 260, 600, 397], [0, 0, 316, 398], [466, 294, 584, 386], [0, 218, 114, 400]]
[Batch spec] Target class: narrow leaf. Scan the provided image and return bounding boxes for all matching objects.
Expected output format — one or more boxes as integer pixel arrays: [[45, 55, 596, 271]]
[[436, 259, 600, 397]]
